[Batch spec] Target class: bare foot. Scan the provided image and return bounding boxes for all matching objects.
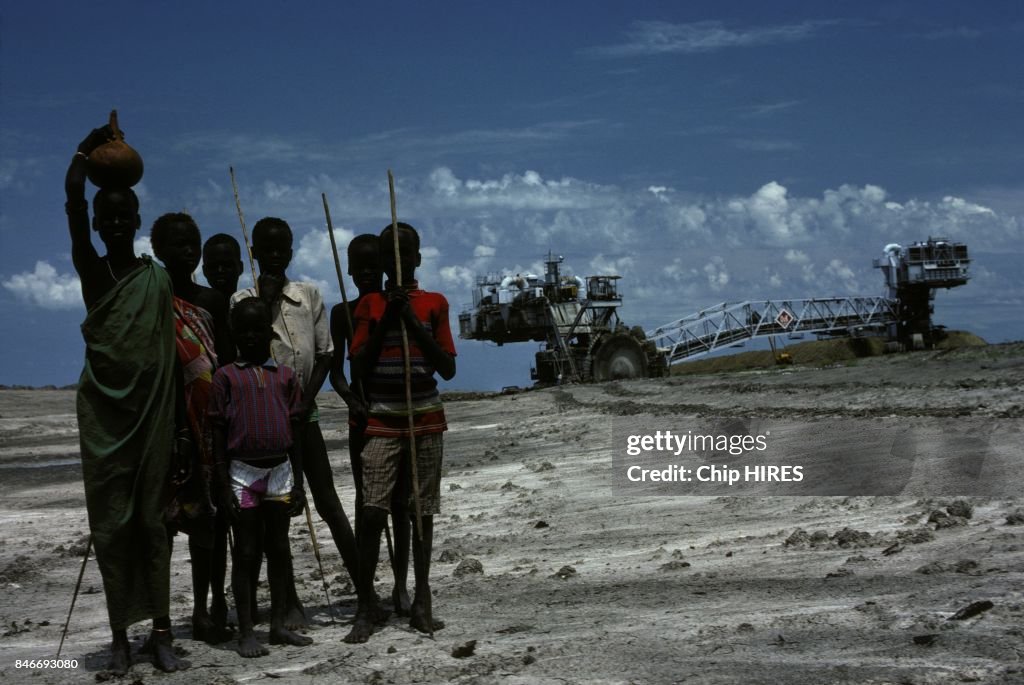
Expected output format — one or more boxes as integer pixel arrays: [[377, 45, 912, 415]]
[[237, 633, 269, 658], [108, 636, 130, 676], [192, 613, 233, 644], [343, 602, 390, 643], [409, 599, 444, 634], [284, 602, 308, 631], [269, 626, 313, 646], [147, 630, 183, 672], [343, 614, 375, 644], [392, 586, 412, 617]]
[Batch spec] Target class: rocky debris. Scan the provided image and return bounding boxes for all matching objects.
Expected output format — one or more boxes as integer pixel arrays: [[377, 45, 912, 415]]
[[437, 549, 462, 563], [832, 527, 874, 548], [948, 600, 994, 621], [526, 461, 555, 472], [52, 534, 90, 558], [2, 620, 32, 637], [917, 560, 980, 575], [946, 500, 974, 519], [453, 558, 484, 577], [913, 634, 939, 646], [533, 520, 549, 529], [552, 565, 577, 580], [929, 509, 969, 529], [451, 640, 477, 658], [660, 560, 691, 572], [1005, 509, 1024, 525], [826, 568, 854, 578], [783, 527, 877, 549], [496, 624, 535, 634], [810, 530, 830, 545], [737, 623, 755, 633], [449, 483, 462, 491], [784, 529, 810, 547], [0, 555, 39, 583], [881, 543, 904, 556]]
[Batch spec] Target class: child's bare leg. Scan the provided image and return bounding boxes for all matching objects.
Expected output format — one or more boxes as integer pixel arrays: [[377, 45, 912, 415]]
[[249, 538, 263, 625], [210, 510, 230, 633], [108, 627, 130, 675], [189, 537, 229, 643], [232, 510, 268, 657], [409, 514, 444, 633], [266, 503, 313, 647], [344, 506, 391, 643], [284, 565, 307, 630], [390, 504, 412, 616]]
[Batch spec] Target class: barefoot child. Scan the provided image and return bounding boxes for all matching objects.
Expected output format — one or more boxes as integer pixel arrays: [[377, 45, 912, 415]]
[[346, 222, 457, 643], [209, 297, 313, 657], [65, 123, 182, 674], [151, 213, 232, 644], [231, 217, 359, 627], [330, 234, 413, 617]]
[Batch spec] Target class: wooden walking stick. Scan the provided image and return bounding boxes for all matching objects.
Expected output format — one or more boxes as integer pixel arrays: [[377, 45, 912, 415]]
[[387, 170, 432, 637], [230, 170, 336, 623], [303, 505, 337, 624], [56, 535, 92, 658], [322, 193, 397, 569], [229, 167, 258, 291]]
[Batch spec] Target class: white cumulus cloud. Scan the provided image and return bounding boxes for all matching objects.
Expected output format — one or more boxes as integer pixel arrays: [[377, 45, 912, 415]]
[[3, 261, 82, 310]]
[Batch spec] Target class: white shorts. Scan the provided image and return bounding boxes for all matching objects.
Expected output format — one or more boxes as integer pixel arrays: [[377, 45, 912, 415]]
[[229, 459, 294, 509]]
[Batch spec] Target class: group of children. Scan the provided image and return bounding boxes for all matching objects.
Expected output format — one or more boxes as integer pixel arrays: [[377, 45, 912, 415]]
[[65, 122, 456, 673]]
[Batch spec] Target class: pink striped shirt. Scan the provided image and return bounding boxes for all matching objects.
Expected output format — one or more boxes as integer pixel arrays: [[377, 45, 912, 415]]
[[207, 359, 303, 461]]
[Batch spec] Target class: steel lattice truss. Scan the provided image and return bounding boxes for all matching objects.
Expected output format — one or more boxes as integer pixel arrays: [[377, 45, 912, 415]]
[[645, 297, 897, 365]]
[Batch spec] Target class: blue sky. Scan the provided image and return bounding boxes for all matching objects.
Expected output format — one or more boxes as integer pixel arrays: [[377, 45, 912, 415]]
[[2, 2, 1022, 390]]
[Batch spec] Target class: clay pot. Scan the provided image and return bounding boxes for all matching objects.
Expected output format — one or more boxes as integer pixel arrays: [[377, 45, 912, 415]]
[[87, 110, 144, 189]]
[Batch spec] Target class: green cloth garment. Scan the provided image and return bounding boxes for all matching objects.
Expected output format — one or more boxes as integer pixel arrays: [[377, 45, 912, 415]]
[[77, 256, 177, 630]]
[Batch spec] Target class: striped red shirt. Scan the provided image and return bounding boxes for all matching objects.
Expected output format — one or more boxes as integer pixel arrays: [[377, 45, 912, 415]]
[[349, 283, 456, 437], [207, 359, 303, 461]]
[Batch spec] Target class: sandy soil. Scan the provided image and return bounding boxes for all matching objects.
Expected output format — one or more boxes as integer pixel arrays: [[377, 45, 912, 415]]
[[1, 344, 1023, 684]]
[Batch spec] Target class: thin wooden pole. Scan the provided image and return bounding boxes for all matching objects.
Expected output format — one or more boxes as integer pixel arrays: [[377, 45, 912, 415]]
[[304, 505, 337, 624], [229, 166, 258, 291], [56, 535, 92, 658], [387, 170, 432, 637], [387, 171, 424, 539], [323, 194, 351, 336]]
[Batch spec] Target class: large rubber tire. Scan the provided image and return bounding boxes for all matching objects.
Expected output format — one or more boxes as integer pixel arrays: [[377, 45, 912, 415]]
[[592, 334, 647, 382]]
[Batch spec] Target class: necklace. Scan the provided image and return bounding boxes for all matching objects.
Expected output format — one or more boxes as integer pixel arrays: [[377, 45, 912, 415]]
[[105, 257, 140, 284], [105, 258, 120, 284]]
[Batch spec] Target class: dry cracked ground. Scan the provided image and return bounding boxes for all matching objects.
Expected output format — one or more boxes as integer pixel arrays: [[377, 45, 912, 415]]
[[1, 343, 1023, 684]]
